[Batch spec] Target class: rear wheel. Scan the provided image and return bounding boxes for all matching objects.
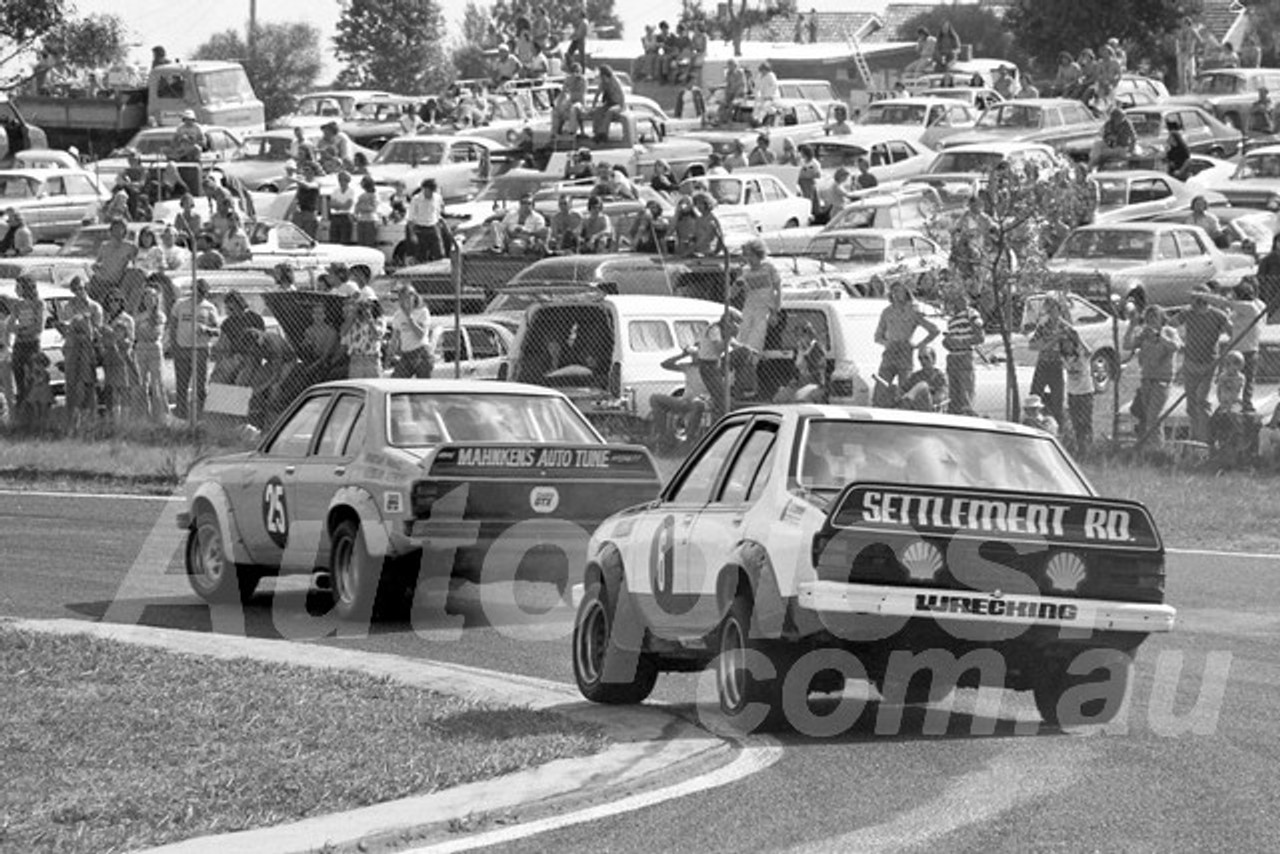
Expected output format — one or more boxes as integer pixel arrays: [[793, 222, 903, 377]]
[[716, 593, 791, 732], [329, 519, 383, 622], [572, 581, 657, 704], [185, 508, 260, 604]]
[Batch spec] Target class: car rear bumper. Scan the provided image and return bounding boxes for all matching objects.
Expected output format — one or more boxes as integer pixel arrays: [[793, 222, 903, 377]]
[[797, 580, 1175, 633]]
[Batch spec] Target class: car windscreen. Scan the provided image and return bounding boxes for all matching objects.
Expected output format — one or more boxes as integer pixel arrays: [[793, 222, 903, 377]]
[[58, 228, 110, 256], [975, 105, 1041, 129], [796, 419, 1089, 495], [815, 145, 867, 169], [806, 234, 886, 263], [1057, 230, 1152, 260], [374, 140, 446, 166], [928, 151, 1002, 173], [386, 392, 600, 445], [241, 136, 294, 159], [863, 104, 927, 125]]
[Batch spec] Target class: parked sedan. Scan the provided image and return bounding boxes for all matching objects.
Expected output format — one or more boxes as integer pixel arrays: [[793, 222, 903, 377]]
[[0, 168, 107, 243], [800, 228, 946, 295], [92, 125, 244, 186], [242, 219, 386, 280], [365, 135, 504, 203], [1004, 291, 1129, 390], [426, 317, 513, 380], [1047, 222, 1254, 308], [679, 173, 811, 231], [939, 98, 1103, 160], [220, 129, 375, 191], [857, 97, 979, 149], [1200, 144, 1280, 208], [683, 98, 830, 160], [1090, 170, 1229, 224], [1124, 105, 1243, 159]]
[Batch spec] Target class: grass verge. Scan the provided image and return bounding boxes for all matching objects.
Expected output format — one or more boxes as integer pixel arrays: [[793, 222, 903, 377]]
[[0, 627, 606, 854]]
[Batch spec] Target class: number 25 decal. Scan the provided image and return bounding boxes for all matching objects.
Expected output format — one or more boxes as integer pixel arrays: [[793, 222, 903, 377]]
[[262, 477, 289, 548]]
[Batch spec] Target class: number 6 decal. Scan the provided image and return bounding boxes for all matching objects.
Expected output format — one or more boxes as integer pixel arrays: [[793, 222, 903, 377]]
[[648, 515, 676, 609], [262, 477, 289, 548]]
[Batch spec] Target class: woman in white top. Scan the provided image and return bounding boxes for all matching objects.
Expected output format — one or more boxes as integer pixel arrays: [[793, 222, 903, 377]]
[[753, 61, 780, 125], [135, 226, 166, 275], [407, 178, 445, 262], [328, 170, 357, 245]]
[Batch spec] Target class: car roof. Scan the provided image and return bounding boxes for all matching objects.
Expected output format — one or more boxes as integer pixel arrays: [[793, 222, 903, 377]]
[[313, 378, 565, 397], [989, 98, 1080, 108], [727, 401, 1042, 436], [1089, 169, 1183, 181], [809, 227, 929, 240], [934, 140, 1055, 154], [1243, 144, 1280, 156], [867, 97, 971, 108], [1072, 221, 1195, 233]]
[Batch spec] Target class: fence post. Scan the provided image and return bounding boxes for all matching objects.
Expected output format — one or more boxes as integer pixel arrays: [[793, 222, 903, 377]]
[[452, 244, 462, 379], [1111, 295, 1121, 448]]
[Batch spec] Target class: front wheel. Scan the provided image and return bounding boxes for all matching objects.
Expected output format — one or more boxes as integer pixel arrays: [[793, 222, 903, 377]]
[[572, 581, 657, 704], [185, 508, 260, 604]]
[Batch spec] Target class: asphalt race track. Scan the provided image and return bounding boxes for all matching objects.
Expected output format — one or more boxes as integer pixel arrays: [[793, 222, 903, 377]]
[[2, 489, 1279, 853]]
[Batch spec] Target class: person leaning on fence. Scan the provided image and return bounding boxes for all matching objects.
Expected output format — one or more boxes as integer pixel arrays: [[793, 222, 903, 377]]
[[873, 281, 940, 408], [1177, 286, 1232, 443], [341, 288, 384, 379], [1208, 350, 1254, 465], [388, 285, 433, 378], [1061, 327, 1096, 457], [170, 278, 220, 421], [1125, 304, 1182, 447], [941, 286, 983, 416], [1203, 277, 1267, 412]]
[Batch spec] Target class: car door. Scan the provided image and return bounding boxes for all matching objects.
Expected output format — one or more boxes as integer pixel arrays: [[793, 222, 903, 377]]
[[441, 141, 483, 202], [1173, 228, 1218, 303], [1177, 110, 1211, 152], [289, 391, 368, 570], [29, 174, 68, 238], [230, 392, 335, 568], [628, 417, 749, 636], [57, 174, 101, 240], [676, 417, 781, 635], [463, 322, 509, 379]]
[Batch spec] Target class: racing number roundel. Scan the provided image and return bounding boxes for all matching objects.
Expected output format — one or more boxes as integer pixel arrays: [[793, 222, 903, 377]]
[[262, 477, 289, 548], [648, 515, 676, 609]]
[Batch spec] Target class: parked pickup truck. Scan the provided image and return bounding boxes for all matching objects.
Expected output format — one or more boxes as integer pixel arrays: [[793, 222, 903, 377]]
[[13, 61, 264, 157]]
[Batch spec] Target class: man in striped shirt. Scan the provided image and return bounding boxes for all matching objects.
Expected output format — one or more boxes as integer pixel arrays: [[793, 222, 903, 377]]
[[942, 287, 984, 416]]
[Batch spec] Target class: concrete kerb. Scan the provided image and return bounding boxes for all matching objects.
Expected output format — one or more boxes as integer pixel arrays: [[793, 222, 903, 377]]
[[6, 618, 736, 854]]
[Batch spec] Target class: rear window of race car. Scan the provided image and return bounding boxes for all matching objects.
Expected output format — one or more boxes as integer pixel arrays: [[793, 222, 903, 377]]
[[386, 392, 601, 446], [796, 420, 1090, 497]]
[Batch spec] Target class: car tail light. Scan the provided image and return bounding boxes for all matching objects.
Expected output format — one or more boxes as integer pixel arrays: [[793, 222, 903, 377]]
[[411, 480, 443, 517], [609, 361, 622, 397]]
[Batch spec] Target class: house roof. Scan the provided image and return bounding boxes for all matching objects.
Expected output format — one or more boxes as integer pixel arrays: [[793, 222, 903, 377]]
[[743, 11, 888, 44], [1198, 0, 1245, 40]]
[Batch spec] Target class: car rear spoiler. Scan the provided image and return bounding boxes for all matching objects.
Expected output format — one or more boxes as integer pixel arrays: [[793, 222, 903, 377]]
[[820, 482, 1162, 553]]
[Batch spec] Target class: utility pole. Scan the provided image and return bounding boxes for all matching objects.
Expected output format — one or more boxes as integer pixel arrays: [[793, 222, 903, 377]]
[[248, 0, 258, 65]]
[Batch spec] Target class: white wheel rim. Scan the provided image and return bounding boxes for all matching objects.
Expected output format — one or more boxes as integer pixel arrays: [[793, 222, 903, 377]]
[[575, 599, 608, 685], [718, 617, 747, 712]]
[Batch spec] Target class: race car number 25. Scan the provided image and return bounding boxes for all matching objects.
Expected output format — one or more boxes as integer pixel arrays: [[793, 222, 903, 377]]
[[263, 477, 289, 547]]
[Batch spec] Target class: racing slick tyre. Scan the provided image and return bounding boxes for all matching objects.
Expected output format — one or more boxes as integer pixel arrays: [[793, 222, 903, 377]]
[[185, 508, 261, 604], [716, 593, 792, 732], [329, 519, 385, 622], [573, 581, 658, 704], [1032, 650, 1133, 728]]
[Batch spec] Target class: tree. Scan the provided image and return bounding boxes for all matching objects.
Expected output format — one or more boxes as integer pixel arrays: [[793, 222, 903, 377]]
[[898, 5, 1022, 69], [1004, 0, 1191, 76], [335, 0, 451, 95], [0, 0, 64, 71], [193, 23, 324, 123], [939, 159, 1095, 419], [708, 0, 799, 57]]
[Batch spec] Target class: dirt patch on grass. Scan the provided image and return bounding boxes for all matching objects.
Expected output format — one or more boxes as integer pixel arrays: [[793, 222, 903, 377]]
[[0, 627, 606, 854]]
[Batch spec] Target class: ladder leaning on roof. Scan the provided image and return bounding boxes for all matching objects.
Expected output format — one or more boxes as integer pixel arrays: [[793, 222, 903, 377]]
[[843, 16, 883, 89]]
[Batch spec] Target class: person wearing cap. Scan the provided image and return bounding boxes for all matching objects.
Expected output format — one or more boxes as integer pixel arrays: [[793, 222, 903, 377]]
[[340, 288, 385, 378], [552, 62, 588, 137], [1176, 285, 1232, 442], [172, 109, 207, 165], [1020, 394, 1059, 435], [1089, 105, 1137, 169]]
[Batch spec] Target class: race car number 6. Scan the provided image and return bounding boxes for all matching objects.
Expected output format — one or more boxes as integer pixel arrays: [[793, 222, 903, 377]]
[[263, 477, 289, 548], [649, 515, 676, 598]]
